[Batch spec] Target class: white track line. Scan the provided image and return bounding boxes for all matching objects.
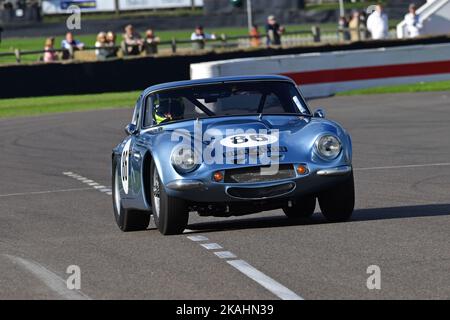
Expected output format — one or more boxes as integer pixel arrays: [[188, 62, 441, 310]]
[[63, 172, 111, 196], [187, 236, 303, 300], [214, 251, 237, 259], [4, 254, 91, 300], [0, 187, 92, 198], [227, 260, 303, 300], [200, 243, 223, 250], [186, 235, 209, 242], [355, 162, 450, 171]]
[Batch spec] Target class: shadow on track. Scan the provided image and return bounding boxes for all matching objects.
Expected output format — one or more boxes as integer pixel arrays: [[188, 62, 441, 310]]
[[186, 203, 450, 234]]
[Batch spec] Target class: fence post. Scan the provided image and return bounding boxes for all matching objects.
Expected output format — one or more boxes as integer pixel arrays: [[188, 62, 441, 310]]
[[171, 38, 177, 54], [221, 33, 227, 48], [14, 49, 21, 63], [68, 46, 74, 59], [311, 26, 321, 43]]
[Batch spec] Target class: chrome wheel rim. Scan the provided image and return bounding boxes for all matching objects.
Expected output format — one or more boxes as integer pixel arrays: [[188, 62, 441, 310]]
[[153, 169, 161, 218], [114, 167, 121, 216]]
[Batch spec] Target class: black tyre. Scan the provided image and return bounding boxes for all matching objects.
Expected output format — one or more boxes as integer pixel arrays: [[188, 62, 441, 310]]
[[150, 161, 188, 235], [318, 172, 355, 222], [112, 157, 150, 231], [283, 195, 316, 219]]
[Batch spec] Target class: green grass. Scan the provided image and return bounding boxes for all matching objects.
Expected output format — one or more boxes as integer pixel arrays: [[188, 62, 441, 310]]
[[0, 91, 140, 118], [0, 23, 341, 64], [337, 80, 450, 96], [2, 80, 449, 119]]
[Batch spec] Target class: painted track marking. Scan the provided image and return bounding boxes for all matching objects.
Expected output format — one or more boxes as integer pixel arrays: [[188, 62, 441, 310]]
[[200, 243, 223, 250], [227, 260, 303, 300], [0, 187, 92, 198], [4, 254, 91, 300], [187, 236, 303, 300], [63, 172, 111, 195]]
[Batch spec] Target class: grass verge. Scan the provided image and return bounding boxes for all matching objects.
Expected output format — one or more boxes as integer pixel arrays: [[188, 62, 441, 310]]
[[0, 91, 140, 118], [337, 80, 450, 96], [2, 79, 448, 119]]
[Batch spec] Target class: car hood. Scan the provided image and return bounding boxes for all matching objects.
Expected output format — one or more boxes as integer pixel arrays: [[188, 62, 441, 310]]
[[146, 115, 344, 158]]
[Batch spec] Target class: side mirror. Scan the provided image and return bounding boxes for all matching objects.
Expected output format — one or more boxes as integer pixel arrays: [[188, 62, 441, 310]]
[[314, 108, 326, 118], [124, 123, 138, 135]]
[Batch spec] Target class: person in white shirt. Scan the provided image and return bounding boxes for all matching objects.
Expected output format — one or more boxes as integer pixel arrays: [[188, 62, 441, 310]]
[[367, 4, 389, 40], [404, 3, 423, 38], [190, 25, 216, 50]]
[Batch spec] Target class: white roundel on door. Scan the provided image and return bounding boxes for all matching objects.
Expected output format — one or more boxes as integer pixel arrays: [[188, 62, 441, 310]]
[[121, 139, 131, 194], [220, 133, 278, 148]]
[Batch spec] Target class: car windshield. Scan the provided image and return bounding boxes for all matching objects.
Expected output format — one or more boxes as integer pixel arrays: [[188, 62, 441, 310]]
[[144, 81, 310, 126]]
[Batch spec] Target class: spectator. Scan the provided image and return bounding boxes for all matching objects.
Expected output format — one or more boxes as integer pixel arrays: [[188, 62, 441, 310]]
[[359, 11, 369, 40], [349, 11, 361, 41], [61, 32, 84, 60], [249, 24, 261, 48], [122, 24, 143, 56], [265, 15, 285, 46], [367, 4, 389, 40], [105, 31, 118, 58], [43, 37, 58, 63], [190, 25, 216, 50], [95, 32, 109, 61], [404, 3, 423, 38], [338, 16, 351, 41], [143, 29, 160, 55]]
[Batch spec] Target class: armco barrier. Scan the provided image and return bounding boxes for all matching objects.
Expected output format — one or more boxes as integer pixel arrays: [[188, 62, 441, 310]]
[[191, 43, 450, 98], [1, 36, 450, 99]]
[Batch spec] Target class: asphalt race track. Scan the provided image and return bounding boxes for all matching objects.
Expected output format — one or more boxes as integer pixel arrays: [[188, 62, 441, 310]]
[[1, 91, 449, 300]]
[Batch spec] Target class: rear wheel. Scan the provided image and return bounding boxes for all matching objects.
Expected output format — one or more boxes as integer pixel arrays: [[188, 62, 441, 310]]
[[283, 195, 316, 219], [112, 157, 150, 231], [150, 161, 188, 235], [318, 172, 355, 222]]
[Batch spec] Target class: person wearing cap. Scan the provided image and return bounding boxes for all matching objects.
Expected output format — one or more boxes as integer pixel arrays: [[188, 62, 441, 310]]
[[404, 3, 423, 38], [265, 15, 285, 46]]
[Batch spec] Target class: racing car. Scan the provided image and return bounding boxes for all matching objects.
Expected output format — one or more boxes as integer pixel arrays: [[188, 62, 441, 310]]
[[112, 75, 354, 235]]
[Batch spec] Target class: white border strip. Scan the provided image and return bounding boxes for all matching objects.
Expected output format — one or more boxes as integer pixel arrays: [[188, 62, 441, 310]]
[[227, 259, 303, 300], [4, 254, 91, 300]]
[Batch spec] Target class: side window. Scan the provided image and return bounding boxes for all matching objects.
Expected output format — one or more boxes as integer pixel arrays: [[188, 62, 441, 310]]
[[144, 94, 155, 127], [131, 98, 140, 126]]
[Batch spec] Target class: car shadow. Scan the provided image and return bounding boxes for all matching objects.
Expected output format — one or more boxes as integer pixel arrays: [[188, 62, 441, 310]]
[[186, 203, 450, 234]]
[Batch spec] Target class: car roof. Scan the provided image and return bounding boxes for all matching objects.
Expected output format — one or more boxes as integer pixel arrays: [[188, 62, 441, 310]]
[[142, 75, 295, 95]]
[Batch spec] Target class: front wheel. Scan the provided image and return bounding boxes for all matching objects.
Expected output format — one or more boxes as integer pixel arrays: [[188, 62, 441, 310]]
[[283, 195, 316, 219], [112, 157, 150, 231], [318, 172, 355, 222], [150, 161, 188, 235]]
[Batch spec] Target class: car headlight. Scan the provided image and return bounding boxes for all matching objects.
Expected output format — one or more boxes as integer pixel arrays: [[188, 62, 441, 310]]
[[315, 135, 342, 160], [171, 146, 199, 173]]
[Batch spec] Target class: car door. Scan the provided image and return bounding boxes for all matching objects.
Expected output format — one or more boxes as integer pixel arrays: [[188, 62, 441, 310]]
[[121, 96, 143, 198]]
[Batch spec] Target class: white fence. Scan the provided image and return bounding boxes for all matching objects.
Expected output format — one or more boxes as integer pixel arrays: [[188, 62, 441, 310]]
[[191, 43, 450, 98]]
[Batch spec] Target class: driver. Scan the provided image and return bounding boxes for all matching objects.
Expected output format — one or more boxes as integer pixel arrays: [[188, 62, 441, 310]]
[[153, 98, 185, 124]]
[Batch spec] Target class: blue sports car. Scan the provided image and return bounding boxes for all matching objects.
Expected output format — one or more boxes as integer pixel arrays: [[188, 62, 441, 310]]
[[112, 75, 354, 235]]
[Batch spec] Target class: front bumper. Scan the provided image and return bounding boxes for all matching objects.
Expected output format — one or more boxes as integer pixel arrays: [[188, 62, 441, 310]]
[[165, 165, 352, 202]]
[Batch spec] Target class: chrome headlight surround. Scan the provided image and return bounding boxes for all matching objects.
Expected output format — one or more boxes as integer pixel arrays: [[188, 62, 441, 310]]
[[315, 134, 342, 160], [171, 145, 200, 174]]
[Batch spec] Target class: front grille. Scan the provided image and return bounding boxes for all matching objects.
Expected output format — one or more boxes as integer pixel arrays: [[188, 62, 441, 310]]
[[227, 183, 295, 199], [224, 164, 295, 183]]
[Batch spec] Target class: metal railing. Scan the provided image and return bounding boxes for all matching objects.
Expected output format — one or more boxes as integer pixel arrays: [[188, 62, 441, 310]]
[[0, 26, 395, 64]]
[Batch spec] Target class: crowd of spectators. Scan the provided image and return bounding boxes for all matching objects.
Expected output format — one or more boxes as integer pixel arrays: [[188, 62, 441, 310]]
[[38, 3, 424, 63], [338, 3, 423, 41]]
